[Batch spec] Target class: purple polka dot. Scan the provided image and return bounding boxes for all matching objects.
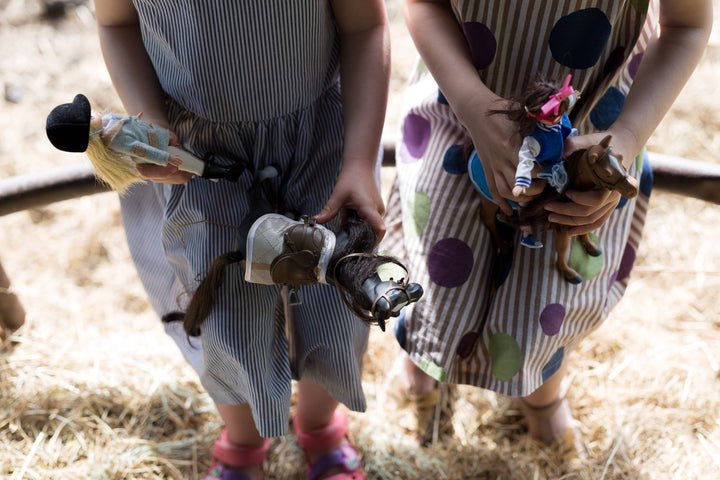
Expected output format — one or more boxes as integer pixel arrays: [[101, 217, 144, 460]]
[[540, 303, 565, 336], [616, 243, 636, 282], [462, 22, 497, 69], [627, 53, 643, 79], [399, 114, 431, 163], [428, 238, 474, 288], [603, 46, 627, 76]]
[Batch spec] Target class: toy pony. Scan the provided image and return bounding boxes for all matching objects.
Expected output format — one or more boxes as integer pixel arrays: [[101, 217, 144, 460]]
[[46, 94, 242, 193], [183, 166, 424, 335], [468, 76, 639, 283]]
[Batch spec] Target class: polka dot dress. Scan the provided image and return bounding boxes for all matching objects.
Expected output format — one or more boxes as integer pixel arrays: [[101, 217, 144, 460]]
[[383, 0, 657, 396]]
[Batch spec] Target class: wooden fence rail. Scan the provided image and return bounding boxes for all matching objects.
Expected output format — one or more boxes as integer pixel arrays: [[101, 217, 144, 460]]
[[1, 147, 719, 337]]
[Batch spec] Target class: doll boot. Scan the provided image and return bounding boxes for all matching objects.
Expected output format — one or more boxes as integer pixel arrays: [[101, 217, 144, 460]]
[[205, 430, 270, 480], [293, 410, 365, 480]]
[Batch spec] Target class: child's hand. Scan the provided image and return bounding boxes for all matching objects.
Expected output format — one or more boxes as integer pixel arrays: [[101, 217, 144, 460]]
[[135, 127, 194, 184], [313, 163, 386, 242], [460, 94, 526, 215]]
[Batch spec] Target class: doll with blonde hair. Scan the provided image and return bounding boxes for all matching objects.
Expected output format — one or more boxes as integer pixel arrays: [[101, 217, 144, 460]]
[[46, 94, 242, 193]]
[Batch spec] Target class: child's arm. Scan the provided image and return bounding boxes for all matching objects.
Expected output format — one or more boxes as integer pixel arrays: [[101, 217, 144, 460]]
[[94, 0, 193, 184], [401, 0, 527, 216], [547, 0, 713, 236], [313, 0, 391, 239]]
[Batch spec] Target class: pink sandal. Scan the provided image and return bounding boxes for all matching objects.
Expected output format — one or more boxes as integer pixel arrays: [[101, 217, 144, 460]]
[[205, 430, 270, 480], [293, 410, 365, 480]]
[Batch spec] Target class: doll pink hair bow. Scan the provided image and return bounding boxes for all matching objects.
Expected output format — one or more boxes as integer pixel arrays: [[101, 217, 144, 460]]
[[537, 74, 575, 122]]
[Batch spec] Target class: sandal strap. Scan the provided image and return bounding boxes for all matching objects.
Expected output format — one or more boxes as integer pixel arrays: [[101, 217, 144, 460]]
[[307, 443, 361, 480], [205, 462, 255, 480], [212, 430, 270, 467], [293, 409, 348, 451], [518, 396, 564, 419]]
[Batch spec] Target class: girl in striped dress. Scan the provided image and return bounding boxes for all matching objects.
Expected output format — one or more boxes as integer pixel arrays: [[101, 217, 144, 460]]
[[94, 1, 389, 479], [383, 0, 712, 453]]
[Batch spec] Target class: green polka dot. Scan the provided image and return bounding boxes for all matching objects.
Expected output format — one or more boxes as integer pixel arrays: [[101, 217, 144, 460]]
[[417, 60, 429, 73], [376, 251, 407, 281], [488, 332, 521, 381], [635, 150, 644, 171], [417, 359, 448, 382], [404, 191, 431, 238], [569, 233, 604, 281], [630, 0, 649, 14]]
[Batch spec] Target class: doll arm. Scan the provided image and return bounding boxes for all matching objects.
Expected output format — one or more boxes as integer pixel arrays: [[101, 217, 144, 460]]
[[514, 136, 541, 193], [313, 0, 390, 238], [95, 0, 193, 184], [401, 0, 521, 215], [547, 0, 713, 236]]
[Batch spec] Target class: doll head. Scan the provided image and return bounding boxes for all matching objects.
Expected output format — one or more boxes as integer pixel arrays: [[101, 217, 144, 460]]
[[46, 94, 92, 152], [490, 74, 579, 137], [46, 94, 143, 193], [525, 74, 577, 125]]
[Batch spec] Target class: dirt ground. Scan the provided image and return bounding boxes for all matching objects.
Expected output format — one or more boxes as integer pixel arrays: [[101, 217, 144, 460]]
[[1, 1, 720, 479]]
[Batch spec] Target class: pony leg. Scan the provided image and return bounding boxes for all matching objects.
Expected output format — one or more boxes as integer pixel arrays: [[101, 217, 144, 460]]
[[578, 233, 602, 257], [480, 198, 510, 254], [554, 229, 582, 284]]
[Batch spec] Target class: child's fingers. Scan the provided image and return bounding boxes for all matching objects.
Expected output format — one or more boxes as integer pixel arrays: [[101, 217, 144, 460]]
[[135, 163, 193, 184]]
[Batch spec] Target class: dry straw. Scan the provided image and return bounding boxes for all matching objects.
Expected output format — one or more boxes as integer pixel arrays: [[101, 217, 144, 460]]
[[1, 1, 719, 479]]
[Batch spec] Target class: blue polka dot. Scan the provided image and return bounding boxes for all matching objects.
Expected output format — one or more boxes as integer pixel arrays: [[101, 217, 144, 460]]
[[437, 89, 448, 105], [442, 145, 467, 174], [549, 9, 612, 69], [541, 347, 565, 382], [590, 87, 625, 131], [640, 150, 653, 198]]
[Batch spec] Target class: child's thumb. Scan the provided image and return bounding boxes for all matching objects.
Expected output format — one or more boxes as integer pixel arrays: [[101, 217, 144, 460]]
[[313, 200, 340, 225]]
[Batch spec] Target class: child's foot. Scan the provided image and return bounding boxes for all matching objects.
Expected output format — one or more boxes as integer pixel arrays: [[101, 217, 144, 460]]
[[519, 397, 585, 462], [293, 410, 365, 480], [380, 353, 454, 446], [205, 431, 269, 480]]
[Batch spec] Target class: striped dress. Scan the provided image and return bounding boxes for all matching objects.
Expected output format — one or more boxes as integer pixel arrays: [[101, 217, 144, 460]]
[[118, 0, 370, 437], [382, 0, 656, 396]]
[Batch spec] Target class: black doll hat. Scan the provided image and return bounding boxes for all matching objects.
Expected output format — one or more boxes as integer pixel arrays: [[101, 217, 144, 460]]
[[46, 94, 92, 152]]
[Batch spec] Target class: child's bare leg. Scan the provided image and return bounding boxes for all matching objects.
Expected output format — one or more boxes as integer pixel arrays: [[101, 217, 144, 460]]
[[295, 377, 341, 462], [215, 403, 265, 479], [519, 363, 572, 444], [404, 354, 437, 395], [294, 378, 365, 479]]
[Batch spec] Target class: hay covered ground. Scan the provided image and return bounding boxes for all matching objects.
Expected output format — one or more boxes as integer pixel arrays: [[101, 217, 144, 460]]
[[1, 1, 719, 478]]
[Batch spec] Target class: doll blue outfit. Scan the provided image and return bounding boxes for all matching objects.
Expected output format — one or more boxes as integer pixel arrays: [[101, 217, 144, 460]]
[[119, 0, 370, 438], [99, 114, 172, 166]]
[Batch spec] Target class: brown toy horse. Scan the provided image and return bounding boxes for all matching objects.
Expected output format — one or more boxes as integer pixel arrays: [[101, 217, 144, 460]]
[[478, 135, 639, 283]]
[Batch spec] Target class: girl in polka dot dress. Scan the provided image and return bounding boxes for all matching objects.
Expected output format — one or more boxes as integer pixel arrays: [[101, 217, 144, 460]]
[[383, 0, 712, 452], [94, 1, 390, 479]]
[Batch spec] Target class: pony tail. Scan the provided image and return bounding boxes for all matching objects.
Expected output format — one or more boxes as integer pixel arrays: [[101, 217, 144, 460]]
[[85, 135, 144, 194], [183, 251, 245, 337]]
